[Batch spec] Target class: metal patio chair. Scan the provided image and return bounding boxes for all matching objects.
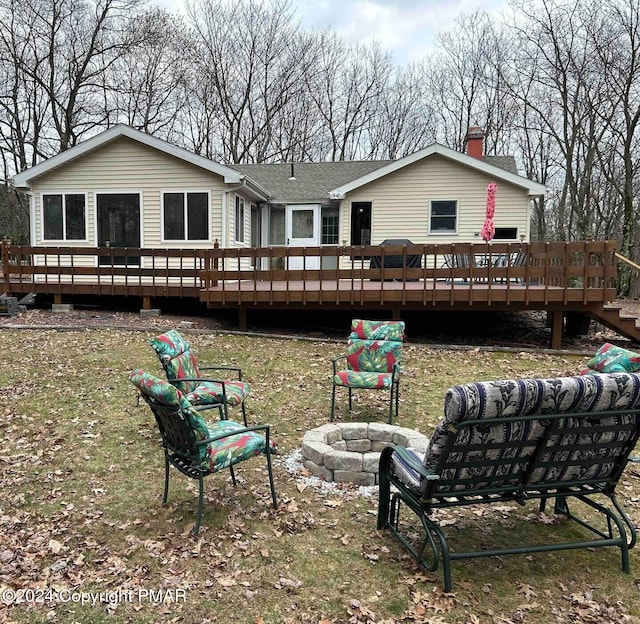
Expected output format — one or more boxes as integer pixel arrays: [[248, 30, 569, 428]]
[[129, 369, 277, 535]]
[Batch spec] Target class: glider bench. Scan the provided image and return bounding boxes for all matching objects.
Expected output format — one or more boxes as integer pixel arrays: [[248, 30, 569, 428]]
[[377, 372, 640, 591]]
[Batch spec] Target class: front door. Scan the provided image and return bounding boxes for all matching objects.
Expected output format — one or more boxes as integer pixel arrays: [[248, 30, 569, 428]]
[[286, 204, 320, 270], [97, 193, 141, 265]]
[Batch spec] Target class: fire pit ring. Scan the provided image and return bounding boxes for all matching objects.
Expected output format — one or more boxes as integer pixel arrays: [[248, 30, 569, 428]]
[[301, 422, 429, 486]]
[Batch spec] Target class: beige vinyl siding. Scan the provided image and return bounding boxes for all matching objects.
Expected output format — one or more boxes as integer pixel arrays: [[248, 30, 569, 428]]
[[30, 136, 225, 252], [340, 154, 530, 247]]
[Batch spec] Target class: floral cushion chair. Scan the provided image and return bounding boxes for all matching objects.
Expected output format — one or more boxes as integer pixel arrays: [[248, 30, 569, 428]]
[[331, 338, 403, 423], [348, 319, 405, 342], [149, 329, 250, 425], [129, 369, 277, 535]]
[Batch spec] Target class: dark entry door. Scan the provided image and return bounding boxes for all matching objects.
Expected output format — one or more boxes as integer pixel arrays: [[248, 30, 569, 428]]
[[97, 193, 141, 265]]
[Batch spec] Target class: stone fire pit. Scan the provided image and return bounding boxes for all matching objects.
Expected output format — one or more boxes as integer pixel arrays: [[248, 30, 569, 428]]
[[301, 422, 429, 486]]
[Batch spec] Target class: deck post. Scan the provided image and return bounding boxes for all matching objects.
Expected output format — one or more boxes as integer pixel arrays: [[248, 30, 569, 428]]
[[1, 238, 10, 295], [54, 294, 63, 305], [142, 296, 152, 310], [549, 311, 564, 350], [391, 306, 402, 320], [238, 308, 247, 332]]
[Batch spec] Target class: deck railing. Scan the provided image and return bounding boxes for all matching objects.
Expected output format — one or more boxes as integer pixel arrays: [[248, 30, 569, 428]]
[[200, 241, 619, 307], [1, 240, 619, 307], [0, 244, 205, 299]]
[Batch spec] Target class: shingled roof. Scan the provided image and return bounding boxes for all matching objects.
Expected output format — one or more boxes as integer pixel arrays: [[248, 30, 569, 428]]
[[233, 154, 520, 203], [231, 161, 391, 203]]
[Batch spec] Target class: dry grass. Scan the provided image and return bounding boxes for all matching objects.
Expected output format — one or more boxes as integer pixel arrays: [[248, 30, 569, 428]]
[[1, 328, 639, 623]]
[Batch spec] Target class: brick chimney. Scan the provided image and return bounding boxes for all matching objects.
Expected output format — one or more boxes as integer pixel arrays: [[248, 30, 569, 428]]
[[465, 126, 484, 159]]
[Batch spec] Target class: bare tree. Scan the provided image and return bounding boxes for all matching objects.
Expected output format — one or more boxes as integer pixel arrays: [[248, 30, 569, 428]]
[[107, 8, 190, 138], [185, 0, 315, 163]]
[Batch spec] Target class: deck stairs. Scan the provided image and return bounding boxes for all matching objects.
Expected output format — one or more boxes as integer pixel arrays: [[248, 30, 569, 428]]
[[587, 303, 640, 343]]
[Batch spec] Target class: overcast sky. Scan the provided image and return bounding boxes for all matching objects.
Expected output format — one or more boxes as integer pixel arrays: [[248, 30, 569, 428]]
[[155, 0, 510, 65]]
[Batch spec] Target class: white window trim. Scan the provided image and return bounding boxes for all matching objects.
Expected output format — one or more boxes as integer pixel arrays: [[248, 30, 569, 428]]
[[40, 191, 89, 243], [160, 189, 211, 243], [234, 195, 246, 244], [428, 199, 458, 236]]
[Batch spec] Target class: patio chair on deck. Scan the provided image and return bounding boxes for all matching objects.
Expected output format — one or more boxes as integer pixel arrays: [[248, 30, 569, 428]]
[[129, 369, 277, 535], [331, 320, 405, 423], [149, 329, 250, 425], [441, 253, 471, 282]]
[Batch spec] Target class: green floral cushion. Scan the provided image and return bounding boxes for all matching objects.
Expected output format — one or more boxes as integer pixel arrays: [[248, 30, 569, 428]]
[[128, 369, 210, 463], [334, 371, 393, 389], [583, 342, 640, 374], [349, 319, 405, 342], [186, 380, 251, 406], [204, 420, 278, 472], [149, 330, 201, 394], [346, 339, 402, 373]]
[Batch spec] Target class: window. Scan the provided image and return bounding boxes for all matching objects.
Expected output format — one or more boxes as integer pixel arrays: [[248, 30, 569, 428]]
[[42, 193, 86, 241], [162, 192, 208, 241], [235, 196, 245, 243], [430, 200, 457, 234], [493, 227, 518, 240], [351, 202, 371, 246], [321, 205, 339, 245]]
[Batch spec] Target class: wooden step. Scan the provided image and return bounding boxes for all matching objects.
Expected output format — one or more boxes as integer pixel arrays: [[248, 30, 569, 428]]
[[588, 305, 640, 343]]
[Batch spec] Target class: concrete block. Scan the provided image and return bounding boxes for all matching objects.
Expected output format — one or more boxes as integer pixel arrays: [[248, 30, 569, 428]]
[[339, 422, 368, 440], [312, 423, 342, 445], [302, 430, 328, 443], [140, 308, 161, 318], [368, 422, 397, 441], [393, 427, 425, 447], [324, 450, 362, 472], [334, 470, 375, 486], [407, 435, 430, 451], [363, 451, 381, 473], [345, 438, 371, 452], [51, 303, 74, 313], [303, 459, 333, 481], [331, 440, 347, 451], [301, 440, 333, 466], [371, 441, 391, 452]]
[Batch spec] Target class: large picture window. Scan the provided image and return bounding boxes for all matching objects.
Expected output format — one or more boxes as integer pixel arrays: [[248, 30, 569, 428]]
[[429, 200, 457, 234], [235, 196, 245, 243], [162, 191, 208, 241], [42, 193, 86, 241]]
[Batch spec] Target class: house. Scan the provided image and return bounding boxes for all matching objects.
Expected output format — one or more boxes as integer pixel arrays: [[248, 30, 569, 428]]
[[11, 124, 546, 271]]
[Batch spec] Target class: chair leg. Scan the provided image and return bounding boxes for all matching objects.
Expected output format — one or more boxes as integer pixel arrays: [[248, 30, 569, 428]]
[[348, 388, 353, 411], [388, 385, 394, 424], [229, 464, 237, 486], [241, 401, 248, 426], [265, 447, 278, 509], [330, 384, 337, 421], [395, 380, 400, 420], [162, 454, 170, 504], [194, 475, 204, 535]]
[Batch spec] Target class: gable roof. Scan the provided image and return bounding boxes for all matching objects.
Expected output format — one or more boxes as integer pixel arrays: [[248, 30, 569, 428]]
[[12, 125, 545, 202], [231, 161, 391, 204], [11, 124, 247, 190], [327, 144, 546, 199]]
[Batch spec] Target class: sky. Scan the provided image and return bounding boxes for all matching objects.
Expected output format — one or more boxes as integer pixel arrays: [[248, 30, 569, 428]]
[[155, 0, 510, 65]]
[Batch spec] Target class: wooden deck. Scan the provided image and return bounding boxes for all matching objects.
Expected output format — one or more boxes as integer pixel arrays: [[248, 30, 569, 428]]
[[1, 240, 633, 349]]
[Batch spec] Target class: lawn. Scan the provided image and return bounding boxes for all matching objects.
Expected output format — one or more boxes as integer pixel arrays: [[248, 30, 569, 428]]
[[1, 328, 639, 623]]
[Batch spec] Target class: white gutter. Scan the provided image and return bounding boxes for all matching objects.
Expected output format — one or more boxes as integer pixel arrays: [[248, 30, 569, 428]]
[[221, 191, 228, 248]]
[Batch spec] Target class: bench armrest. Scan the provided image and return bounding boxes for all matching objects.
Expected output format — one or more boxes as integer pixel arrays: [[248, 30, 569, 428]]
[[381, 444, 439, 481]]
